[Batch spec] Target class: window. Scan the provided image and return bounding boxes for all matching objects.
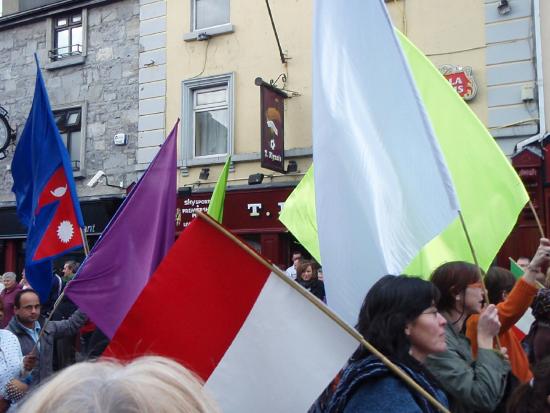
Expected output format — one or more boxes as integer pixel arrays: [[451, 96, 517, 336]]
[[182, 73, 234, 167], [184, 0, 233, 41], [193, 87, 229, 157], [46, 9, 87, 69], [54, 108, 82, 171], [50, 12, 83, 60], [193, 0, 229, 31]]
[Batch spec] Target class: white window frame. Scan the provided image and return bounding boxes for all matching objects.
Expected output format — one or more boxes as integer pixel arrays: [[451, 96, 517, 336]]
[[52, 102, 87, 178], [45, 8, 88, 70], [182, 73, 234, 168], [183, 0, 233, 42]]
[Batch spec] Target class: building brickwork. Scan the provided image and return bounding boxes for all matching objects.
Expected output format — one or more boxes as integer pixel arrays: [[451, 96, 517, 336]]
[[0, 0, 140, 205]]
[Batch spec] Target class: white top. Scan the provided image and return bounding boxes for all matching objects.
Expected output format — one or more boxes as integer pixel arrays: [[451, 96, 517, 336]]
[[285, 265, 296, 280], [0, 330, 23, 398]]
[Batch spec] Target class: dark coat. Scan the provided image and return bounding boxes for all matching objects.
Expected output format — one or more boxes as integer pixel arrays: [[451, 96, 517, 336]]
[[0, 284, 22, 328], [296, 278, 325, 301], [7, 310, 87, 385], [310, 355, 448, 413]]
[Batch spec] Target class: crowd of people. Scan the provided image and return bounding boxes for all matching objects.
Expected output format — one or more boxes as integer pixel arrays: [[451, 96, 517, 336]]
[[285, 251, 326, 302], [309, 239, 550, 412], [1, 245, 550, 411]]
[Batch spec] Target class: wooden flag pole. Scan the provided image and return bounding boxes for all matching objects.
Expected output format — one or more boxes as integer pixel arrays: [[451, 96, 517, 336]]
[[527, 200, 548, 288], [80, 227, 90, 256], [457, 211, 502, 350], [198, 212, 450, 413], [529, 200, 545, 239], [29, 228, 90, 356]]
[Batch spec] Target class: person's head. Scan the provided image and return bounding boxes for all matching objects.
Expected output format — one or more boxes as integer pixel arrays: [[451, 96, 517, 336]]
[[430, 261, 484, 316], [506, 356, 550, 413], [485, 266, 516, 305], [532, 288, 550, 322], [354, 275, 446, 364], [517, 257, 530, 271], [296, 260, 317, 282], [19, 356, 220, 413], [14, 289, 41, 328], [291, 252, 302, 268], [62, 260, 78, 278], [2, 272, 17, 290]]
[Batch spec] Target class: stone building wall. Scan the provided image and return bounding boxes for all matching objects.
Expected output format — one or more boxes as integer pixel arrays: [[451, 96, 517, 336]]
[[0, 0, 140, 205]]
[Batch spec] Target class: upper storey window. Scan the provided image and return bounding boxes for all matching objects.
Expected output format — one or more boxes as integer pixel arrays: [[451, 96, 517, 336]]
[[50, 12, 83, 60], [193, 0, 229, 30]]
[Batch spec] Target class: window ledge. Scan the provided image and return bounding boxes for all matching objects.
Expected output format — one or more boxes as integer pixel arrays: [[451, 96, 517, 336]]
[[183, 23, 234, 42], [184, 155, 229, 167], [181, 148, 313, 169], [45, 55, 86, 71]]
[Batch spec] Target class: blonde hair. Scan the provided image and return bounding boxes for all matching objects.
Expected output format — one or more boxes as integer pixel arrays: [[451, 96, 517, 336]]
[[20, 356, 220, 413]]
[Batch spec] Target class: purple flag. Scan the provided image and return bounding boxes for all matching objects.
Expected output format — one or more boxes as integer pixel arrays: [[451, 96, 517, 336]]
[[66, 121, 179, 339]]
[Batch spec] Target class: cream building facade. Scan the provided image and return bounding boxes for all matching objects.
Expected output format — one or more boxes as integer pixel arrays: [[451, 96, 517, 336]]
[[149, 0, 547, 265]]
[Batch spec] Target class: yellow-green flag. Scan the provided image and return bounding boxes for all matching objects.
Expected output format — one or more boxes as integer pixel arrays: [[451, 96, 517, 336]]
[[207, 156, 231, 223], [280, 31, 528, 278], [280, 166, 321, 262]]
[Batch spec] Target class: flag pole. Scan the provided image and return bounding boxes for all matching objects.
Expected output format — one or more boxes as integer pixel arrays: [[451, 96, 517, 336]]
[[197, 212, 450, 413], [29, 229, 90, 356], [527, 201, 550, 287], [528, 200, 545, 238], [28, 286, 68, 356], [458, 211, 502, 349], [80, 227, 90, 256]]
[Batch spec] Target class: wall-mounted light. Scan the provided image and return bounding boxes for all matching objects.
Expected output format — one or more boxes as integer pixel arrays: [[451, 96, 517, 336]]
[[179, 186, 192, 196], [286, 160, 297, 173], [248, 173, 264, 185], [497, 0, 511, 15], [199, 168, 210, 180]]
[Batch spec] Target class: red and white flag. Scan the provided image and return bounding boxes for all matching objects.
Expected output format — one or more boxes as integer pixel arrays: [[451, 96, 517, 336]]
[[104, 213, 358, 412]]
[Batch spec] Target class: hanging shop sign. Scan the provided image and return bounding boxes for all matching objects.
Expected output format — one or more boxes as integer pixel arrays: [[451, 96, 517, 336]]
[[256, 78, 286, 173], [439, 65, 478, 101]]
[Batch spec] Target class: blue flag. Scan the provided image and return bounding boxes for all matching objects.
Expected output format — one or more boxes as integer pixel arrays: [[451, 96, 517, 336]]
[[11, 55, 85, 302]]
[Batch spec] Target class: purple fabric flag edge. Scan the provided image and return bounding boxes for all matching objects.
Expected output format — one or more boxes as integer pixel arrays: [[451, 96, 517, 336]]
[[66, 120, 179, 339]]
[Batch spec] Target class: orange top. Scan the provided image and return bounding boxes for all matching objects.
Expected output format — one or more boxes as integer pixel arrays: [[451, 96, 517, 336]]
[[466, 278, 537, 383]]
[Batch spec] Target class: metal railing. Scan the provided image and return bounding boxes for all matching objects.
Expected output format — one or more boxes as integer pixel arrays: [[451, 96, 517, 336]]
[[49, 44, 82, 60]]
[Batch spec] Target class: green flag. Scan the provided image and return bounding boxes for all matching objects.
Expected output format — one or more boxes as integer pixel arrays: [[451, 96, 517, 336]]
[[207, 156, 231, 223], [279, 31, 528, 277], [509, 257, 524, 280], [279, 166, 321, 262]]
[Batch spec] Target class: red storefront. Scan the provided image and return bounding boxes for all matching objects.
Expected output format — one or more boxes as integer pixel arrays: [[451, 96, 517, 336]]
[[177, 185, 297, 269], [0, 186, 300, 274], [497, 144, 549, 265]]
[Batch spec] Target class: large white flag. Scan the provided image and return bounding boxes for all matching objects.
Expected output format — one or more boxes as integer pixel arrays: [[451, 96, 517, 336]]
[[313, 0, 460, 324]]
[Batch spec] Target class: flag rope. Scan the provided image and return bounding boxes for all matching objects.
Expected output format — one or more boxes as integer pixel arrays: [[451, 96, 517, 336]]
[[197, 212, 450, 413]]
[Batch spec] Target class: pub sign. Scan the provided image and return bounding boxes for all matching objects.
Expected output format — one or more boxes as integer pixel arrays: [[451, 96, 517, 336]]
[[258, 81, 286, 173], [439, 64, 478, 101]]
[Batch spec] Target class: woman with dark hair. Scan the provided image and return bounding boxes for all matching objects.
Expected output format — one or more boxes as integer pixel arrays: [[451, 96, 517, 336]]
[[426, 261, 510, 413], [296, 260, 325, 302], [506, 355, 550, 413], [310, 275, 448, 412]]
